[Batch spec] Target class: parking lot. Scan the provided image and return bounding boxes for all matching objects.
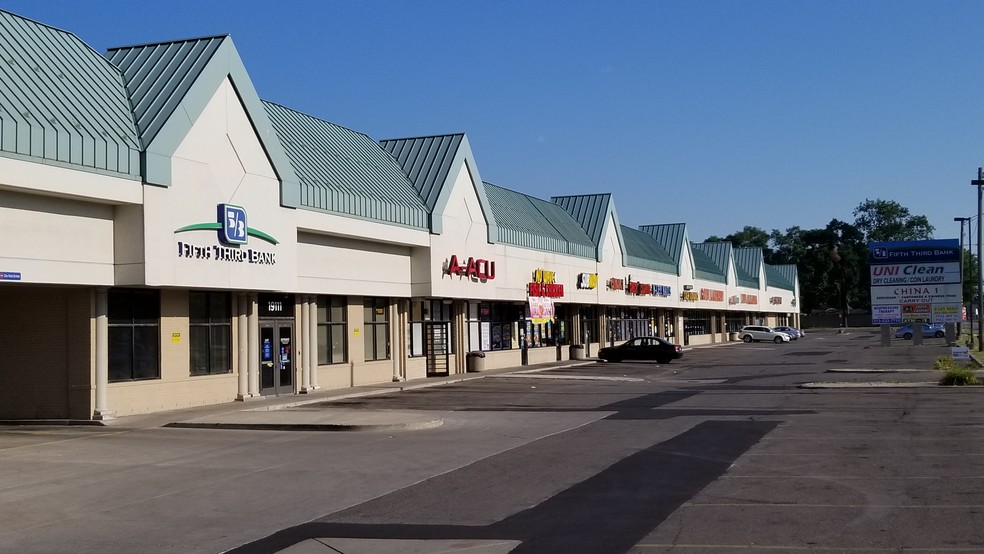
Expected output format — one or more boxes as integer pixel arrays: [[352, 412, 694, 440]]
[[2, 329, 982, 553]]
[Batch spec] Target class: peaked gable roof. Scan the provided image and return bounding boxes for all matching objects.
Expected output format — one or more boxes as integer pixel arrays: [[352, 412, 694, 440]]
[[380, 134, 461, 211], [107, 36, 224, 149], [767, 263, 798, 292], [690, 241, 729, 283], [379, 133, 496, 237], [733, 247, 763, 288], [483, 182, 595, 258], [639, 223, 687, 276], [264, 101, 428, 229], [0, 10, 140, 178], [107, 35, 299, 199], [551, 194, 623, 263], [621, 226, 678, 274]]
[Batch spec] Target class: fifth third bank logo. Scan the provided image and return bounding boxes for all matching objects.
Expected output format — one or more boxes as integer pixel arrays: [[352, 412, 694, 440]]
[[872, 247, 888, 260]]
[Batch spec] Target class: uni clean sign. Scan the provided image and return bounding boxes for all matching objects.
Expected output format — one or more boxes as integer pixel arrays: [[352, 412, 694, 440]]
[[869, 239, 962, 324]]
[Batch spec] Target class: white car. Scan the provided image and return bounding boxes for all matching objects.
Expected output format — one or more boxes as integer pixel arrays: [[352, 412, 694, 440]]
[[738, 325, 791, 344]]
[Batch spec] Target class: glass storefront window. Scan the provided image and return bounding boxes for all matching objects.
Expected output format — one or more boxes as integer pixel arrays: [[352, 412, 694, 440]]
[[364, 297, 390, 361], [189, 291, 231, 376], [317, 296, 347, 365]]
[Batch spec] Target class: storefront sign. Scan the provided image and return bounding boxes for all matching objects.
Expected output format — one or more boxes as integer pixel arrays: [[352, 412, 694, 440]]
[[607, 277, 624, 291], [176, 242, 276, 265], [174, 204, 278, 266], [0, 272, 21, 281], [728, 295, 740, 305], [769, 296, 783, 305], [529, 269, 564, 297], [624, 275, 672, 297], [577, 273, 598, 289], [700, 288, 724, 302], [445, 255, 496, 280], [681, 291, 699, 302], [741, 294, 758, 305]]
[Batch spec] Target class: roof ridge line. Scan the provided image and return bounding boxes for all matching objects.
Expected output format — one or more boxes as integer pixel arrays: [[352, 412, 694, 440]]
[[106, 34, 231, 52]]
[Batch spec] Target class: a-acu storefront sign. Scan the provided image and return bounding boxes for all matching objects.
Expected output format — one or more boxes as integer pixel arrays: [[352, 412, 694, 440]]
[[445, 255, 496, 281], [174, 204, 279, 265]]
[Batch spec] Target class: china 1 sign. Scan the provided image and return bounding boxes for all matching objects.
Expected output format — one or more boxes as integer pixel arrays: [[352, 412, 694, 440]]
[[868, 239, 962, 324]]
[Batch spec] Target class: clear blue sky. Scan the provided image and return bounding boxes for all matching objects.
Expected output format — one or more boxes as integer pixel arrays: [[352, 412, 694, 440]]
[[7, 1, 984, 242]]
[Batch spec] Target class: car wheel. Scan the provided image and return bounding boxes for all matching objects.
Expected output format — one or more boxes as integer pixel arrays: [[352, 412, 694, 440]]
[[903, 332, 913, 340], [742, 335, 752, 343], [935, 331, 945, 338], [773, 336, 783, 344]]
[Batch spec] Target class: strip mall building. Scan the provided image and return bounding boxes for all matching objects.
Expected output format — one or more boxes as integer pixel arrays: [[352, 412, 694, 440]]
[[0, 11, 800, 420]]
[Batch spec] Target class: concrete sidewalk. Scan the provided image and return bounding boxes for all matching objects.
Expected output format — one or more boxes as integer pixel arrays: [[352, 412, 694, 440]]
[[107, 358, 601, 432]]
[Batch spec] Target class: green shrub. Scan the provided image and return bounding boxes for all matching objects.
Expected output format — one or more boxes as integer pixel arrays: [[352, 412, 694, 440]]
[[939, 367, 980, 386], [934, 357, 957, 371]]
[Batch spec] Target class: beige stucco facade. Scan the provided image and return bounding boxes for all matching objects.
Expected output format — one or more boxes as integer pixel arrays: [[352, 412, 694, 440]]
[[0, 15, 800, 421]]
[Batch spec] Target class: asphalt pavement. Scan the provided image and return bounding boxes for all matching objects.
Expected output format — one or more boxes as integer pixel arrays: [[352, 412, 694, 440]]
[[17, 327, 965, 433], [2, 328, 980, 554]]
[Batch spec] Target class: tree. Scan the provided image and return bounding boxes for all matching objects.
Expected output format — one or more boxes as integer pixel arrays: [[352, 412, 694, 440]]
[[769, 226, 807, 266], [794, 220, 867, 320], [852, 199, 934, 243], [706, 226, 776, 262]]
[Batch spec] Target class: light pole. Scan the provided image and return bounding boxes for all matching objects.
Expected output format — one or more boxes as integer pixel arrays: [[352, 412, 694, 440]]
[[972, 168, 984, 351], [955, 216, 970, 337]]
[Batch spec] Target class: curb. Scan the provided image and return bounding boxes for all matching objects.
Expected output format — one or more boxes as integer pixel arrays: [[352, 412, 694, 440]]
[[163, 419, 445, 432]]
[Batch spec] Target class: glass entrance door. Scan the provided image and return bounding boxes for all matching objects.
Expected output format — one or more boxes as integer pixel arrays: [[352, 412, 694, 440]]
[[260, 321, 294, 396]]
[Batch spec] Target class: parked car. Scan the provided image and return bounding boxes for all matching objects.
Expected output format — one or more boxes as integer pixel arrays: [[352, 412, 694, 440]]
[[895, 323, 945, 340], [598, 336, 683, 363], [774, 326, 803, 339], [738, 325, 791, 344]]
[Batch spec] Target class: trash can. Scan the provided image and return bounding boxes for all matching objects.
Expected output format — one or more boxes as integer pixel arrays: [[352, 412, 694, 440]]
[[466, 351, 486, 372], [570, 344, 585, 360]]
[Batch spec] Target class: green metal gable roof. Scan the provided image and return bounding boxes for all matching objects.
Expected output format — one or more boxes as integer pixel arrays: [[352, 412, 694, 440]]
[[264, 101, 428, 229], [620, 226, 678, 274], [0, 10, 140, 178], [107, 36, 224, 149], [639, 223, 687, 275], [733, 247, 763, 288], [379, 133, 497, 237], [552, 194, 610, 245], [107, 35, 300, 196], [690, 242, 728, 283], [483, 182, 595, 258], [551, 193, 623, 263], [764, 264, 795, 291], [379, 134, 461, 211], [767, 263, 798, 292]]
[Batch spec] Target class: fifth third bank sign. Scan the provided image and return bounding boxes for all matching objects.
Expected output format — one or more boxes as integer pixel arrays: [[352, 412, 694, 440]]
[[869, 239, 962, 324]]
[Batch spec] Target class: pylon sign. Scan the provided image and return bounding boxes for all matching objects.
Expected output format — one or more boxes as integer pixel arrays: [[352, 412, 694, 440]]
[[869, 239, 962, 324]]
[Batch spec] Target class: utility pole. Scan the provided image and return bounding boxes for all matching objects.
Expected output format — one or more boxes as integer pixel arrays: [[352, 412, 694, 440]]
[[955, 217, 970, 336], [972, 169, 984, 351]]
